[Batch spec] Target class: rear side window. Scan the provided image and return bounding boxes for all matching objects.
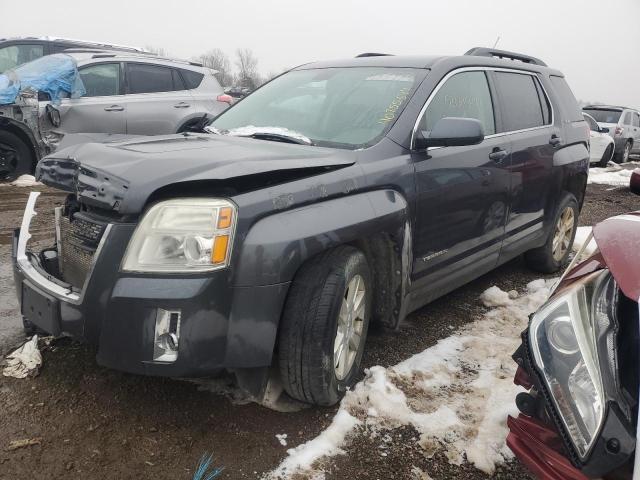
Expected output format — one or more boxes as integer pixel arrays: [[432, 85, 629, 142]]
[[633, 113, 640, 128], [549, 76, 583, 122], [583, 114, 598, 131], [79, 63, 120, 97], [180, 69, 205, 89], [0, 44, 44, 72], [583, 108, 622, 124], [494, 72, 548, 131], [421, 71, 496, 135], [127, 63, 179, 94], [623, 112, 632, 125]]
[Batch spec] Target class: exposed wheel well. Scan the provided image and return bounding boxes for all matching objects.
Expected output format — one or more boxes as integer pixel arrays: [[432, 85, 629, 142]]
[[563, 172, 587, 211], [0, 122, 38, 168]]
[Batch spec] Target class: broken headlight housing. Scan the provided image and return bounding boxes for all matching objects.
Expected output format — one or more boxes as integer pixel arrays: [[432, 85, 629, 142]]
[[122, 198, 236, 273], [529, 269, 618, 460]]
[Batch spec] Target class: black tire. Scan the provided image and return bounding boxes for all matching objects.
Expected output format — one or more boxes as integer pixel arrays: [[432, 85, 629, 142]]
[[525, 194, 579, 274], [597, 144, 613, 167], [278, 246, 372, 406], [614, 141, 632, 164], [0, 130, 34, 181]]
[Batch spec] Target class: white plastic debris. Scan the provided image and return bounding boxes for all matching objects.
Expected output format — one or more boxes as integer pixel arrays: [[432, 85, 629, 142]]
[[9, 175, 42, 187], [3, 335, 42, 379], [276, 434, 288, 446]]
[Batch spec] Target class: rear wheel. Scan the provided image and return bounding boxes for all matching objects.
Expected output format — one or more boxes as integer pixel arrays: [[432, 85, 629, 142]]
[[0, 130, 34, 181], [615, 141, 632, 164], [525, 194, 578, 273], [597, 144, 613, 167], [278, 246, 372, 406]]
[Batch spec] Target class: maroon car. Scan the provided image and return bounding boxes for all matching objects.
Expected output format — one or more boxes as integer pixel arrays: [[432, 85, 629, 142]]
[[508, 212, 640, 479], [630, 168, 640, 195]]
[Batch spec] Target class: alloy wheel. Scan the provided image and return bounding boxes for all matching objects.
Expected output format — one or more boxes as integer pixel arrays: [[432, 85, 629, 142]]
[[552, 207, 575, 262], [334, 274, 366, 380]]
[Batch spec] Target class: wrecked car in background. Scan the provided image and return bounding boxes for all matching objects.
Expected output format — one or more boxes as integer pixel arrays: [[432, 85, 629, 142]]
[[508, 213, 640, 479], [13, 48, 589, 407], [0, 51, 231, 180]]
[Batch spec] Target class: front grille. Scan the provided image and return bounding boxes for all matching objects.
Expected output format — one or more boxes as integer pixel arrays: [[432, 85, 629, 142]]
[[57, 211, 108, 289]]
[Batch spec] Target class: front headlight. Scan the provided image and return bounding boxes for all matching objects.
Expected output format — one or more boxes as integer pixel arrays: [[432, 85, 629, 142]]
[[122, 198, 236, 273], [529, 269, 618, 459]]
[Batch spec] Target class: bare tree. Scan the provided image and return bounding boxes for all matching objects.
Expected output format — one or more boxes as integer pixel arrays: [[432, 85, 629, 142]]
[[235, 48, 260, 90], [198, 49, 233, 87]]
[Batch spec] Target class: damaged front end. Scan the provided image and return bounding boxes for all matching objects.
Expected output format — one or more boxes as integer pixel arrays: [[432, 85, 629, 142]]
[[508, 214, 640, 479]]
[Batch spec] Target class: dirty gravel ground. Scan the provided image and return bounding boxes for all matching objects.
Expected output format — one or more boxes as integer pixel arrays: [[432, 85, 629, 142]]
[[0, 180, 638, 480]]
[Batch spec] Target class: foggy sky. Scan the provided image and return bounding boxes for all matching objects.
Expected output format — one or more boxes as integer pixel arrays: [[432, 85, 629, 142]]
[[2, 0, 639, 107]]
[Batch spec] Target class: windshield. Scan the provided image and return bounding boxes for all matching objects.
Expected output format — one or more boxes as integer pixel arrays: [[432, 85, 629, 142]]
[[583, 108, 622, 124], [210, 67, 422, 149]]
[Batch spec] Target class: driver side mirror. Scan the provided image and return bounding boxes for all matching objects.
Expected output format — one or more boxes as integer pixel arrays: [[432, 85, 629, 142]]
[[414, 117, 485, 150]]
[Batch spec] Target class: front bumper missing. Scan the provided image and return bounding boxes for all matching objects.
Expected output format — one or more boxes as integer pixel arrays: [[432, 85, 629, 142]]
[[12, 192, 291, 378]]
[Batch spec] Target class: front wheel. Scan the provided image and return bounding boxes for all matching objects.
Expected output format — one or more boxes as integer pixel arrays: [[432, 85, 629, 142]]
[[278, 246, 372, 406], [525, 194, 578, 273]]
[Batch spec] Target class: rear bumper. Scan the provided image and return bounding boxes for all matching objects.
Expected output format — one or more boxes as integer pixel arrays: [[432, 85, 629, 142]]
[[11, 197, 290, 378]]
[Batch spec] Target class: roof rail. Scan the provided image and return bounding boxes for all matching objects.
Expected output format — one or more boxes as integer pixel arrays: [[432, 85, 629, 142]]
[[356, 52, 393, 58], [464, 47, 547, 67]]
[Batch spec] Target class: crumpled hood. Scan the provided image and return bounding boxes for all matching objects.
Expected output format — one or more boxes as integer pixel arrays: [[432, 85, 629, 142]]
[[593, 211, 640, 301], [37, 133, 355, 214]]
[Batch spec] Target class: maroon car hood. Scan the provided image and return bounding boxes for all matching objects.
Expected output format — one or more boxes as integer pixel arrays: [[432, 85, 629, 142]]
[[593, 211, 640, 300]]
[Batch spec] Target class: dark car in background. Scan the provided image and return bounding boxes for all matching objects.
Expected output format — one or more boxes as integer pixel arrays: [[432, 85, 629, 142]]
[[13, 47, 589, 406], [508, 211, 640, 479], [0, 36, 148, 73], [583, 105, 640, 163]]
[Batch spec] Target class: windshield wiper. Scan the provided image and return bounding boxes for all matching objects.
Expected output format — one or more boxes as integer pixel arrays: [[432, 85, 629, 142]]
[[245, 132, 314, 146]]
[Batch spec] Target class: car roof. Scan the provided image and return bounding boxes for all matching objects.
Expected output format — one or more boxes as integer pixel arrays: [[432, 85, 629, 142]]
[[0, 36, 147, 52], [583, 105, 638, 112], [294, 52, 563, 76], [66, 51, 211, 74]]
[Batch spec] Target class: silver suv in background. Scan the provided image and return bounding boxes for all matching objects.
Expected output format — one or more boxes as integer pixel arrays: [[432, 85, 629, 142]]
[[0, 51, 231, 179], [60, 51, 230, 135], [582, 105, 640, 162]]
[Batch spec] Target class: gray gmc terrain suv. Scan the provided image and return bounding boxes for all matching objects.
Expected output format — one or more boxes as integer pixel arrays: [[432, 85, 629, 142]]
[[12, 48, 590, 406]]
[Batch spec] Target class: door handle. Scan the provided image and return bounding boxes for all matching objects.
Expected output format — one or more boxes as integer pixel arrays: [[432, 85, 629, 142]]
[[173, 102, 190, 108], [549, 134, 562, 146], [488, 148, 508, 162], [104, 105, 124, 112]]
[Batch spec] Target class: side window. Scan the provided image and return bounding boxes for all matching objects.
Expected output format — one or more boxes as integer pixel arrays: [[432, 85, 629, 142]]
[[494, 72, 546, 131], [0, 44, 44, 72], [623, 112, 632, 125], [549, 76, 583, 122], [583, 114, 598, 131], [127, 63, 177, 94], [180, 69, 205, 90], [79, 63, 120, 97], [421, 71, 495, 135], [172, 69, 185, 90], [533, 78, 552, 124], [633, 113, 640, 128]]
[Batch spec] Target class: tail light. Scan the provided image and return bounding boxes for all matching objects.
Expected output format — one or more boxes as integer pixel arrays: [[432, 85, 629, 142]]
[[615, 126, 624, 136], [216, 94, 233, 105]]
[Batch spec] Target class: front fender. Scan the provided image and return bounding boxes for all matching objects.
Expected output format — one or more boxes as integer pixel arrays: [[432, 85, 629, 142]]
[[232, 189, 410, 287]]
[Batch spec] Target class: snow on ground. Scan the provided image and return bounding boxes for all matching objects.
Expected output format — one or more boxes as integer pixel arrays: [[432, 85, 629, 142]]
[[587, 162, 637, 186], [267, 279, 556, 479], [0, 175, 43, 187], [573, 226, 597, 257]]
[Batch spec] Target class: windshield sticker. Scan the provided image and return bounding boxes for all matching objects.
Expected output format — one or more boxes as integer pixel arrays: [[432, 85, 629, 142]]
[[379, 87, 411, 124], [366, 74, 414, 82]]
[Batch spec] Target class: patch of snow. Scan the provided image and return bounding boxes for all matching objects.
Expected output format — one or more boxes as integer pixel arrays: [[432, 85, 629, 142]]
[[267, 279, 555, 478], [0, 175, 42, 187], [573, 226, 597, 257], [276, 434, 288, 447], [208, 125, 313, 145], [3, 335, 42, 378], [588, 163, 633, 186]]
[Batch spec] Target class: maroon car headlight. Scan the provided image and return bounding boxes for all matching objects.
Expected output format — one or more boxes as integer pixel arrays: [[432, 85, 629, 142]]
[[529, 270, 618, 460]]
